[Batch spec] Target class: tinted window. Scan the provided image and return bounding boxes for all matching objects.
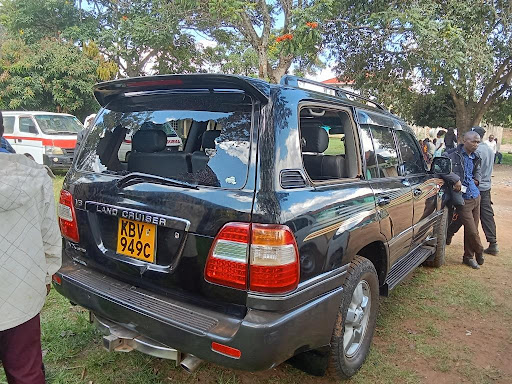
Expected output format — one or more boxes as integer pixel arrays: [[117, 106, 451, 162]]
[[3, 117, 15, 134], [360, 126, 378, 179], [77, 91, 253, 189], [370, 127, 399, 178], [19, 117, 37, 134], [395, 130, 425, 175]]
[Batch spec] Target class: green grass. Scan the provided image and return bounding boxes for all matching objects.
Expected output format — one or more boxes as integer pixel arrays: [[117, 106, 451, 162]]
[[52, 170, 66, 203], [501, 152, 512, 165], [325, 136, 346, 155]]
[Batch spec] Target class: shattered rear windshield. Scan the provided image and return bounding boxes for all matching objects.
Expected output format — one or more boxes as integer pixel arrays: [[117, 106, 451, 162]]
[[76, 91, 253, 189]]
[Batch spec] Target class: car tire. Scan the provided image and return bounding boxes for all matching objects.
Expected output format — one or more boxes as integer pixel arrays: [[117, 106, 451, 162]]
[[423, 207, 448, 268], [328, 256, 379, 379]]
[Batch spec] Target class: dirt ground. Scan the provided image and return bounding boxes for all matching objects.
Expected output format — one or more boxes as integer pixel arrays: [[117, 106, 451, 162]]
[[408, 163, 512, 383]]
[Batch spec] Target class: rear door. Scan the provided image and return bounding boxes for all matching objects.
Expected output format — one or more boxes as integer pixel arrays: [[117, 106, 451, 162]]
[[395, 129, 440, 247], [69, 87, 260, 310], [361, 125, 414, 265]]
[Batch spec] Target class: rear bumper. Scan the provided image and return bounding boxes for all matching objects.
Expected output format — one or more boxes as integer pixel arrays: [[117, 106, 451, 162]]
[[54, 263, 343, 371]]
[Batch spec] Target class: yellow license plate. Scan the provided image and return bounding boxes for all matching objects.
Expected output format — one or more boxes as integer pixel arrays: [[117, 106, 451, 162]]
[[117, 218, 157, 263]]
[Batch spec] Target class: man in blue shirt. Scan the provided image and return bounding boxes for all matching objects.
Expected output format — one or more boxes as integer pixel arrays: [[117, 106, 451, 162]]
[[442, 130, 484, 269]]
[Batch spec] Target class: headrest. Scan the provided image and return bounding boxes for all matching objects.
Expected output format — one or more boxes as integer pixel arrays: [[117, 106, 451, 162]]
[[301, 127, 329, 153], [202, 130, 220, 149], [132, 130, 166, 153]]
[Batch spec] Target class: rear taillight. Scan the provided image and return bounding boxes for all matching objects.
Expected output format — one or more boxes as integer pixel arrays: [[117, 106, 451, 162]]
[[204, 223, 299, 294], [204, 223, 249, 290], [249, 224, 300, 293], [58, 190, 79, 243]]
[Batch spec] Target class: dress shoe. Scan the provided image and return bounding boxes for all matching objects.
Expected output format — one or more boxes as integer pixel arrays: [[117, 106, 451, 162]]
[[484, 243, 499, 255], [446, 233, 453, 245], [476, 253, 484, 266], [462, 258, 480, 269]]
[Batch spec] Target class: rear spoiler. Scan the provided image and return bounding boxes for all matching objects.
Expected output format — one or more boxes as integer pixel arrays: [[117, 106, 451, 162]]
[[93, 74, 270, 107]]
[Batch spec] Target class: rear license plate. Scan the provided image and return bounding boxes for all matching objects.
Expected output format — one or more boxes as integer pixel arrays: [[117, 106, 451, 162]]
[[117, 218, 156, 263]]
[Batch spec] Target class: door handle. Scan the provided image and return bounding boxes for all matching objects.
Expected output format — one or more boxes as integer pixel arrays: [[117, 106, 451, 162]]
[[413, 188, 422, 197], [17, 139, 22, 143], [377, 196, 391, 206]]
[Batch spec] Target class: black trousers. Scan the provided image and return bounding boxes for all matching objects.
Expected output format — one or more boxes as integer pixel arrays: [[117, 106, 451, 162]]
[[448, 189, 497, 244], [479, 189, 497, 243]]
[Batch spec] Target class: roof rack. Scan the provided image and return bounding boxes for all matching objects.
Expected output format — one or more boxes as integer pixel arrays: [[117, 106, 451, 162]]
[[280, 75, 386, 111]]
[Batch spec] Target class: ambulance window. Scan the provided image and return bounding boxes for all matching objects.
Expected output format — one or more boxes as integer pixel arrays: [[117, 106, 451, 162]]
[[3, 117, 14, 134]]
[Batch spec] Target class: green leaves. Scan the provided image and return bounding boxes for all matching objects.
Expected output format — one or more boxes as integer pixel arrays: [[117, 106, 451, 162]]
[[0, 39, 99, 117], [328, 0, 512, 131]]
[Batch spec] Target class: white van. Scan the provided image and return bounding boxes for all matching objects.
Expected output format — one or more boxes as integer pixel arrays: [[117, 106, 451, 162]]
[[2, 111, 83, 170]]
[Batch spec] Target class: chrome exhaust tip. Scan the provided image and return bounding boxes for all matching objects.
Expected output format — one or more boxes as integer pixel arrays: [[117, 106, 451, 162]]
[[180, 354, 203, 373]]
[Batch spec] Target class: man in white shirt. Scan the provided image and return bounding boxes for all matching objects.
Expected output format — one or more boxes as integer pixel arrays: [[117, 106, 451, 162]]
[[0, 112, 62, 384], [486, 134, 497, 154]]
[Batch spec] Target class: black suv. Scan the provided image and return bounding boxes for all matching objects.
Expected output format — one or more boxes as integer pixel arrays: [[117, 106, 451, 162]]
[[54, 74, 451, 379]]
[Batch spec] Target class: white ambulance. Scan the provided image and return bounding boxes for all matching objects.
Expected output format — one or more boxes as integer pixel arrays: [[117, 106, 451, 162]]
[[2, 111, 83, 170]]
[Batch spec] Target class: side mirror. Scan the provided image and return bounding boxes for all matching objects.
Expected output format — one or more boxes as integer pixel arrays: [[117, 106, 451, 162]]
[[28, 125, 38, 134], [431, 156, 451, 175]]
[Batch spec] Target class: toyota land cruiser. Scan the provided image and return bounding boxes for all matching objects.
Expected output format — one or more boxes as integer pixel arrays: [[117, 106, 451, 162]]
[[53, 74, 451, 379]]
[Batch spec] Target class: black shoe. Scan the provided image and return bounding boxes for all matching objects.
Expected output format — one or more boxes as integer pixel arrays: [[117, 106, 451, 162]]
[[463, 258, 480, 269], [484, 243, 499, 255], [446, 233, 453, 245], [476, 253, 484, 266]]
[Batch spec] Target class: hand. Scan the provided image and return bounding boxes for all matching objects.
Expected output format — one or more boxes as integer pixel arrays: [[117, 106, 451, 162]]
[[46, 284, 51, 296], [453, 180, 462, 192], [473, 179, 479, 186]]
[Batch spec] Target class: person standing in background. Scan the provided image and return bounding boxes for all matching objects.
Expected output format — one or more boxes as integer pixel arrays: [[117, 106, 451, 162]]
[[434, 130, 445, 157], [494, 137, 503, 164], [473, 128, 499, 256], [444, 127, 457, 150], [442, 130, 484, 269], [485, 134, 497, 154]]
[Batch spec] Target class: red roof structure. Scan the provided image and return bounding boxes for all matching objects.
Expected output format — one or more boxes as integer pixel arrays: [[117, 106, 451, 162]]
[[321, 77, 355, 85]]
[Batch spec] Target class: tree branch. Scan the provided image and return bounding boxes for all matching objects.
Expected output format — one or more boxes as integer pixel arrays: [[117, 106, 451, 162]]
[[259, 0, 272, 46], [235, 7, 261, 47], [478, 56, 512, 107], [279, 0, 292, 32], [483, 70, 512, 108]]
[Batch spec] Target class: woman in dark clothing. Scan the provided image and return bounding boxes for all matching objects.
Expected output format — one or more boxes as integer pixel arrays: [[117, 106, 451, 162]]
[[444, 127, 457, 150]]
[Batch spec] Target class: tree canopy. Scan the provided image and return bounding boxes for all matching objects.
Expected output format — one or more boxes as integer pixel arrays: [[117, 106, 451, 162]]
[[183, 0, 329, 82], [0, 38, 105, 118], [328, 0, 512, 134]]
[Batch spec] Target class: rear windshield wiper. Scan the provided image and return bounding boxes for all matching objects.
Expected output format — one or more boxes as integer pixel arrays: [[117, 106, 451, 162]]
[[117, 172, 199, 189]]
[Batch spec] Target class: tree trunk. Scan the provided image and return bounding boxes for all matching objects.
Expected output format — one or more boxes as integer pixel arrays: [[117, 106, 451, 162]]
[[269, 57, 293, 83], [452, 93, 479, 143], [257, 46, 268, 80]]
